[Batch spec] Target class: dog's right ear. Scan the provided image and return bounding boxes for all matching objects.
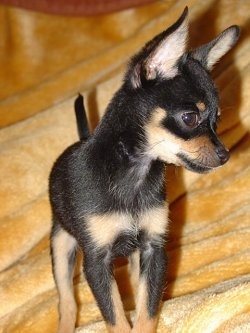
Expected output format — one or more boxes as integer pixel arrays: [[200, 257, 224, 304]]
[[127, 7, 189, 89]]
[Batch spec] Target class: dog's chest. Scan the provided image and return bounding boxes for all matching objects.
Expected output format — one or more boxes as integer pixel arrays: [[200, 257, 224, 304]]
[[86, 204, 168, 255]]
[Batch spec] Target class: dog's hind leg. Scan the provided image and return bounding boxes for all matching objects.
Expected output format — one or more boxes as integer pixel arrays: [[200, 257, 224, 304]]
[[51, 224, 77, 333]]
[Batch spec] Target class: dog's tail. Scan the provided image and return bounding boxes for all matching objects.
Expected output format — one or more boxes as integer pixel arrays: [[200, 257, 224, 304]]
[[74, 94, 91, 141]]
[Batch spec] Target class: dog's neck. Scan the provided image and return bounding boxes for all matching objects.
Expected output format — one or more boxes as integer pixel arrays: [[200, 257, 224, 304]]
[[86, 128, 166, 212], [108, 153, 166, 212]]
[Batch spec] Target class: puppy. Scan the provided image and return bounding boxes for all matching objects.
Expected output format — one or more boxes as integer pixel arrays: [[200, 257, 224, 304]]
[[49, 7, 240, 333]]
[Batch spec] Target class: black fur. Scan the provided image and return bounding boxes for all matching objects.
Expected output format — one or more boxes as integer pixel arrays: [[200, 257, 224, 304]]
[[74, 94, 90, 141], [49, 8, 240, 333]]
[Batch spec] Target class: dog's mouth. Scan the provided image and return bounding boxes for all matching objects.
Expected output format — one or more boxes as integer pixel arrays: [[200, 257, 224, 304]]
[[177, 151, 229, 174], [178, 154, 215, 173]]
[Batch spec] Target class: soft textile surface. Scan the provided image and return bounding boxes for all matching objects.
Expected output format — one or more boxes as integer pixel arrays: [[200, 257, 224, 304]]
[[0, 1, 249, 332], [0, 0, 155, 15]]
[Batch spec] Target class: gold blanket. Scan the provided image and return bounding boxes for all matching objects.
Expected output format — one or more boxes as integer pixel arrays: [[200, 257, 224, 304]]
[[0, 0, 249, 332]]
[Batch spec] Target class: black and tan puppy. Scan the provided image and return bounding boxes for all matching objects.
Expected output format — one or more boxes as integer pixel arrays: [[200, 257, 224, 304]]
[[49, 8, 240, 333]]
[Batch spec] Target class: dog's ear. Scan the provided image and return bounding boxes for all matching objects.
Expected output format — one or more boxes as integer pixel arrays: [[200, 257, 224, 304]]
[[128, 7, 189, 88], [190, 26, 240, 71]]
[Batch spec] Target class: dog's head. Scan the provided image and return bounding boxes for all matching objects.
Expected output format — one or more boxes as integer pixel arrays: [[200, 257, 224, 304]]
[[125, 7, 240, 173]]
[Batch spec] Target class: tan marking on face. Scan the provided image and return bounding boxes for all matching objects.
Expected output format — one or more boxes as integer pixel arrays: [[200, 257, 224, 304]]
[[106, 281, 131, 333], [139, 204, 169, 239], [52, 229, 77, 333], [196, 101, 206, 112], [86, 213, 133, 248], [145, 107, 181, 164], [145, 108, 222, 168], [181, 135, 214, 157], [132, 278, 159, 333], [180, 135, 225, 168]]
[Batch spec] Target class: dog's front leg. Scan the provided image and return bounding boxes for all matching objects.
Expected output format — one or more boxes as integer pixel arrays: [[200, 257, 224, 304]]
[[83, 248, 131, 333], [132, 239, 167, 333]]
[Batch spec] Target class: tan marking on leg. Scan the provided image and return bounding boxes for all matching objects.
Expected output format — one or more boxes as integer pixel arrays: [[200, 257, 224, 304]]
[[106, 281, 131, 333], [132, 278, 159, 333], [129, 250, 140, 299], [52, 229, 77, 333], [139, 204, 169, 240], [86, 213, 133, 248], [196, 101, 206, 112]]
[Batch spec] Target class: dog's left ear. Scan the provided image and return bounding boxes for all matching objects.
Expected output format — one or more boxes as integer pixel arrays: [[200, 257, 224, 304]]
[[190, 25, 240, 71], [128, 7, 189, 88]]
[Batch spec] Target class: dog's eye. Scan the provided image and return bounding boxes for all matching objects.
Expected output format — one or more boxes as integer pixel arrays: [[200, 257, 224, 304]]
[[182, 112, 199, 128]]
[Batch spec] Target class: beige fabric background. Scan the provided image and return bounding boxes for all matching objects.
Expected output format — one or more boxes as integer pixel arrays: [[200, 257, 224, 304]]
[[0, 0, 156, 15], [0, 0, 249, 332]]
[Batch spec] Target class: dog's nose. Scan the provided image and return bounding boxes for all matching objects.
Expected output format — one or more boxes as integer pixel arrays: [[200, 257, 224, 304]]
[[216, 146, 230, 165]]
